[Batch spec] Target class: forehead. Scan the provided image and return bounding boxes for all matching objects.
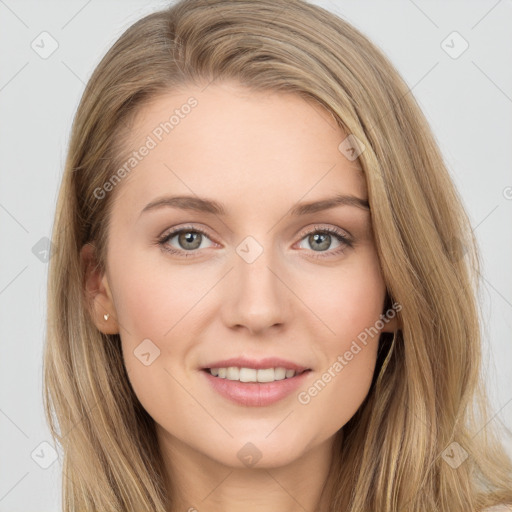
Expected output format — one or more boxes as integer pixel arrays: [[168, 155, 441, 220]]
[[111, 82, 367, 219]]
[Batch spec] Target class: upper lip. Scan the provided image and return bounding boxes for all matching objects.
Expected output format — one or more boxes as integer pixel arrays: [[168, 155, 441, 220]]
[[201, 357, 311, 372]]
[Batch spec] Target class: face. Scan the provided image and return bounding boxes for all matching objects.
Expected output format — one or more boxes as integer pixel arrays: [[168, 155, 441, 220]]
[[83, 81, 396, 472]]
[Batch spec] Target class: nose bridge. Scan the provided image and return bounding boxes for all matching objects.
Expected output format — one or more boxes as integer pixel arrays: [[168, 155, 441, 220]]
[[226, 234, 289, 333]]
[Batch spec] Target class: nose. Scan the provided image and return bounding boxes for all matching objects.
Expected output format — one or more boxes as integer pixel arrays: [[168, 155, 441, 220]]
[[221, 243, 292, 336]]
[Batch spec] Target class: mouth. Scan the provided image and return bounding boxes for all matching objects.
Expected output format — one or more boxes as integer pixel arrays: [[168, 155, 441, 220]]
[[201, 366, 313, 407]]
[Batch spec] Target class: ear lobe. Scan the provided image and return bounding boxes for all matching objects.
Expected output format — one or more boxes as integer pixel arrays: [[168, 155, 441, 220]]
[[380, 315, 400, 333], [80, 243, 119, 334]]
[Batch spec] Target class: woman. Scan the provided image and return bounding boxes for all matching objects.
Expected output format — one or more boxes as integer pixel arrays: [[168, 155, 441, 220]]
[[43, 0, 512, 510]]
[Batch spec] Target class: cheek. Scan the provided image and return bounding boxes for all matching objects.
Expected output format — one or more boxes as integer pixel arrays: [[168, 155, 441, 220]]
[[303, 254, 386, 343], [294, 255, 386, 434], [109, 261, 202, 434], [107, 255, 204, 399], [110, 253, 212, 341]]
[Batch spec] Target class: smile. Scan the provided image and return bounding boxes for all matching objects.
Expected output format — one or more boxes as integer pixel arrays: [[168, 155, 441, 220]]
[[202, 368, 312, 407]]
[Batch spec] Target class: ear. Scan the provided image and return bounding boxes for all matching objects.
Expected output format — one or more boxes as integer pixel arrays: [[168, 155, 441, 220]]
[[80, 243, 119, 334], [378, 297, 402, 334], [380, 314, 399, 333]]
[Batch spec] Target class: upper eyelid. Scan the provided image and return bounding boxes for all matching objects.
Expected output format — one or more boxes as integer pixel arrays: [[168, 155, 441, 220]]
[[160, 224, 217, 243], [306, 223, 351, 239]]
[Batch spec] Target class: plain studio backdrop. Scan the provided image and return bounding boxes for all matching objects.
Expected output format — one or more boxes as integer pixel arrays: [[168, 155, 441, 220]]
[[0, 0, 511, 510]]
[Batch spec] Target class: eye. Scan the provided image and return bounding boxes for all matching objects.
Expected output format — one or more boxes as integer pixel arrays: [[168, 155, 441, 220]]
[[156, 223, 353, 259], [295, 225, 353, 259], [157, 225, 215, 257]]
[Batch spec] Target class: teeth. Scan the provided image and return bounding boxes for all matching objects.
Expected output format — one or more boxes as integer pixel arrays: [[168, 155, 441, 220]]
[[208, 366, 299, 382]]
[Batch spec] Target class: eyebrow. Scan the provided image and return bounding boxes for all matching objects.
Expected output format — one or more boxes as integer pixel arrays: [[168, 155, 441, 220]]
[[139, 193, 370, 218]]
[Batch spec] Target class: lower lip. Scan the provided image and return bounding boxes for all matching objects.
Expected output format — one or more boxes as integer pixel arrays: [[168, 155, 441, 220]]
[[201, 369, 311, 407]]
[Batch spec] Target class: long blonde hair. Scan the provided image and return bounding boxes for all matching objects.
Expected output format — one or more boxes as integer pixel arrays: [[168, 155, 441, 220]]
[[43, 0, 512, 510]]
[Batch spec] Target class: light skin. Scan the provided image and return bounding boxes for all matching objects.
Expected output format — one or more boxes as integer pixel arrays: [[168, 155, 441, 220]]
[[82, 81, 398, 512]]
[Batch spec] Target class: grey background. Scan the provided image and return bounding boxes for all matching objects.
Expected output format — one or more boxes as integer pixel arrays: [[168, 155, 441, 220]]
[[1, 0, 511, 510]]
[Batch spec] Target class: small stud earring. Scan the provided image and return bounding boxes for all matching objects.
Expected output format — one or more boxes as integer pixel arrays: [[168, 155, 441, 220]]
[[103, 313, 110, 321]]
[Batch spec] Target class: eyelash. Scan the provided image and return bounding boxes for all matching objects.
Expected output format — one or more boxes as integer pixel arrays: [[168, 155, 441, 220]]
[[156, 224, 353, 260]]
